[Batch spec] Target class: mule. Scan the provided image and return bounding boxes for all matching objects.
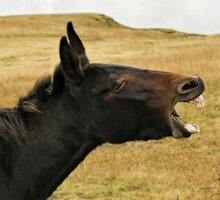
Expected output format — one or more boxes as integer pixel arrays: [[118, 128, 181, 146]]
[[0, 22, 205, 199]]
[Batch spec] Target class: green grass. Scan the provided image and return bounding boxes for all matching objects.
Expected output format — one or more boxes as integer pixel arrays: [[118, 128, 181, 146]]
[[0, 13, 219, 200]]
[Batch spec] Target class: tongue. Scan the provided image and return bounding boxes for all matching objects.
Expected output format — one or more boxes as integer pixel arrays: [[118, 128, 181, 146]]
[[189, 95, 205, 107]]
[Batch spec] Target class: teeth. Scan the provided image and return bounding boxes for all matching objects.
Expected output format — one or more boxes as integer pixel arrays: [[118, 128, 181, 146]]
[[196, 101, 205, 107], [189, 95, 205, 108], [184, 124, 200, 133]]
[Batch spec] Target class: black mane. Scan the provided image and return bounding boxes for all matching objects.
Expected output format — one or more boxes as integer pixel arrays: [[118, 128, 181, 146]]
[[0, 66, 64, 147], [18, 76, 51, 113], [0, 109, 25, 141], [17, 65, 65, 113], [0, 109, 25, 160]]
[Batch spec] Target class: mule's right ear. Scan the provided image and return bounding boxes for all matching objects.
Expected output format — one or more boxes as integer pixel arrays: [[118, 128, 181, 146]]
[[59, 37, 83, 84], [67, 22, 89, 68]]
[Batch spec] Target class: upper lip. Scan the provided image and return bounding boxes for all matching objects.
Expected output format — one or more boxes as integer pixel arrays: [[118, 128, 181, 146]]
[[174, 76, 205, 105]]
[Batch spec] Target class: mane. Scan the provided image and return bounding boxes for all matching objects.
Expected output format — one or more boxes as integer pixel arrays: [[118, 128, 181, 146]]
[[17, 65, 64, 113], [0, 109, 26, 158], [17, 76, 52, 113], [0, 109, 26, 141], [0, 65, 64, 149]]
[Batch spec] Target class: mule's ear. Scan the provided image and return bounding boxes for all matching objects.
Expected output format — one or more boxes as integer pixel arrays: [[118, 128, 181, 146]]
[[67, 22, 89, 68], [59, 36, 83, 83]]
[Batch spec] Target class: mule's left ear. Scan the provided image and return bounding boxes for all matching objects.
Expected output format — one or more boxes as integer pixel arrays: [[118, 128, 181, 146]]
[[67, 22, 89, 68], [59, 37, 83, 84]]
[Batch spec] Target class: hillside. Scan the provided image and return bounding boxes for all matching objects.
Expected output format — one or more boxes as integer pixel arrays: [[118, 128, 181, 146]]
[[0, 13, 209, 38], [0, 14, 219, 200]]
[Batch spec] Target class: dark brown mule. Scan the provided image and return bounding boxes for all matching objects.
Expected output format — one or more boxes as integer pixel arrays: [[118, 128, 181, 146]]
[[0, 22, 205, 200]]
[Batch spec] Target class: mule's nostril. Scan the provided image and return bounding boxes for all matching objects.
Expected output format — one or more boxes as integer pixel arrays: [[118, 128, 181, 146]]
[[182, 80, 198, 91], [177, 78, 199, 94]]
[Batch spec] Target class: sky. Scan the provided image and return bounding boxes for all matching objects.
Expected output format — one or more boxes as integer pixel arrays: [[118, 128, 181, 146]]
[[0, 0, 220, 35]]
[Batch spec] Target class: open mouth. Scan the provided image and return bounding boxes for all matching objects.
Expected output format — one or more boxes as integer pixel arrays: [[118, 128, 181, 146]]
[[171, 76, 205, 139], [172, 95, 205, 138]]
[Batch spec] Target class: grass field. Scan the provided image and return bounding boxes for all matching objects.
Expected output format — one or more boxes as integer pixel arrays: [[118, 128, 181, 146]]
[[0, 14, 219, 200]]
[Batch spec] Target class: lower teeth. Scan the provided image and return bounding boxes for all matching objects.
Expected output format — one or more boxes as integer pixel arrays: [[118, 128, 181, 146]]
[[184, 124, 200, 133]]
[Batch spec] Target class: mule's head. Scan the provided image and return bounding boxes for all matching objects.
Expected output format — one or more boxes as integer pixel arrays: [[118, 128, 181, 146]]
[[59, 22, 205, 143]]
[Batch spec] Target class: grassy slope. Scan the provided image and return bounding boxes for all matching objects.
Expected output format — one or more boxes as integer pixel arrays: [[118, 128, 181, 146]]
[[0, 14, 219, 200]]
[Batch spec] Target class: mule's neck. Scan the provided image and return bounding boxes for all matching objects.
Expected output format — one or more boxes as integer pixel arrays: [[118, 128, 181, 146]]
[[7, 93, 99, 200]]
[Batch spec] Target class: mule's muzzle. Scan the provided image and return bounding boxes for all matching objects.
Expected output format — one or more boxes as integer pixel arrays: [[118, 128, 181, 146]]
[[177, 75, 205, 102], [177, 75, 203, 94], [172, 75, 205, 139]]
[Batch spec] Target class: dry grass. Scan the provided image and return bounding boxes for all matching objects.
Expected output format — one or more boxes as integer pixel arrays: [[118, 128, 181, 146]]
[[0, 14, 219, 200]]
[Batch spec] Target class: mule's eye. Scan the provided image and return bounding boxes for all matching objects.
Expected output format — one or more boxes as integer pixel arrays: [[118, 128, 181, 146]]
[[112, 82, 126, 93]]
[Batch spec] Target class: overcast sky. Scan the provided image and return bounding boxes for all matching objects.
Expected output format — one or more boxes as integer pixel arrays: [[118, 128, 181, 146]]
[[0, 0, 220, 35]]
